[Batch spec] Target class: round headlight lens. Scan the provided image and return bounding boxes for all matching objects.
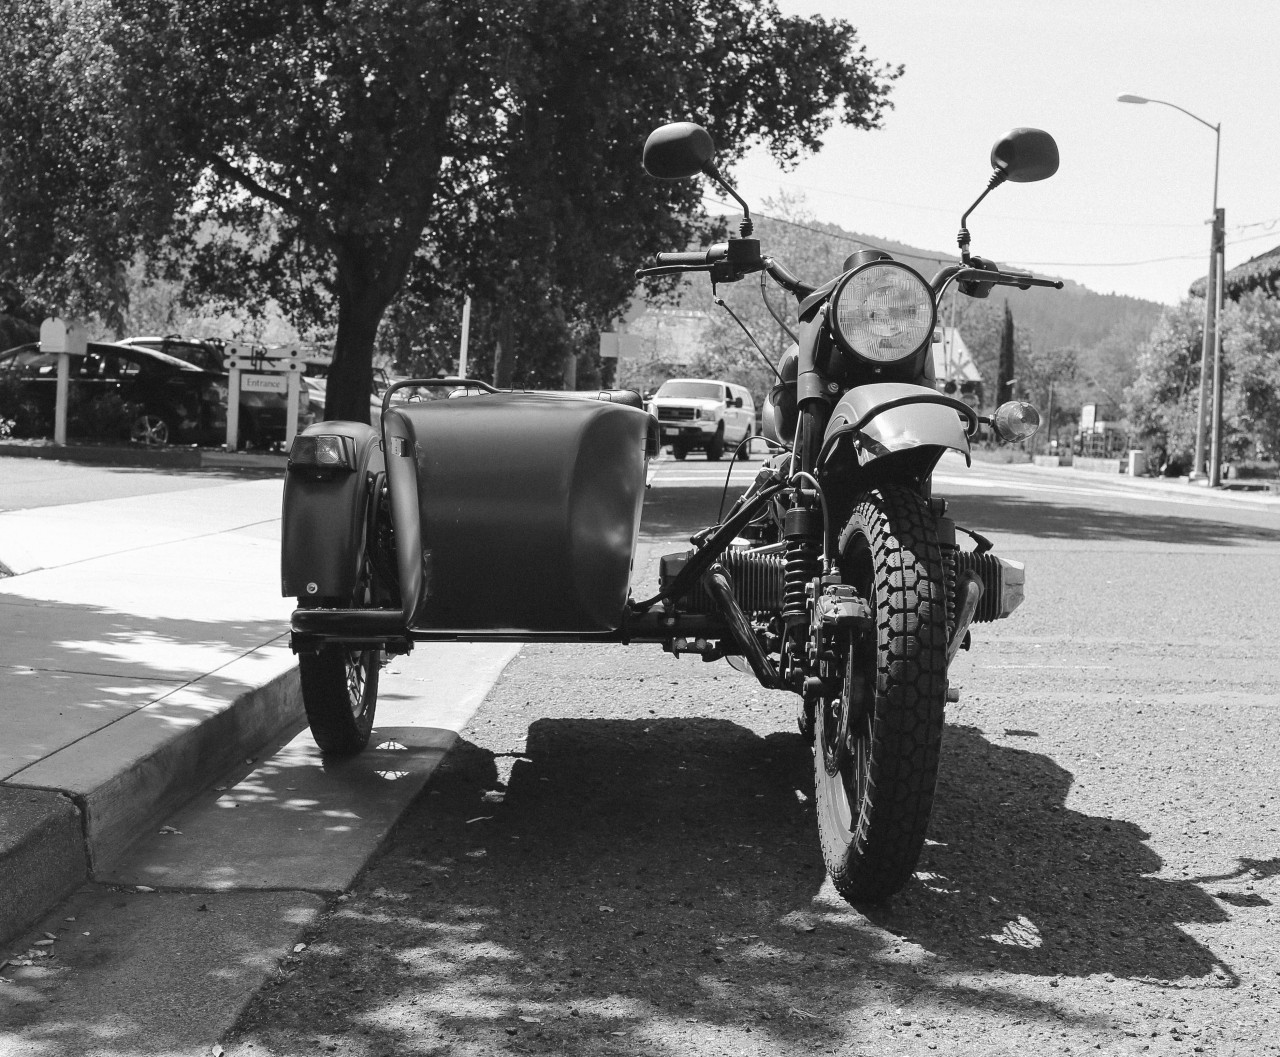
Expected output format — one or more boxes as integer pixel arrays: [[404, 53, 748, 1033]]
[[830, 262, 936, 364]]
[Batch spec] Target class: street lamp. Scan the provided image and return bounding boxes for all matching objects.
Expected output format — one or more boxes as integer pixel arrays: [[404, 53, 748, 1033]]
[[1117, 93, 1223, 486]]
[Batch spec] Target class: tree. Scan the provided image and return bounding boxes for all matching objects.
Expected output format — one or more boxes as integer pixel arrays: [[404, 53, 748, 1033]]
[[1125, 298, 1206, 459], [0, 0, 141, 329], [1220, 291, 1280, 460], [0, 0, 901, 422], [995, 301, 1016, 405], [689, 193, 855, 397]]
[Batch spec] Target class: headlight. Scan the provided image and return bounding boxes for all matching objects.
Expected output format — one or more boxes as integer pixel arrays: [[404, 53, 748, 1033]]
[[829, 261, 936, 365]]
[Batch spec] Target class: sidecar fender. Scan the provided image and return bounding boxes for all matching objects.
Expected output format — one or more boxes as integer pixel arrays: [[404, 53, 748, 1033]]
[[281, 421, 384, 601], [820, 383, 975, 469]]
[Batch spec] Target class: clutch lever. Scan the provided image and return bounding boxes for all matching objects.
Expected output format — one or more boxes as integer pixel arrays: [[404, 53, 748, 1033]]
[[635, 263, 709, 278]]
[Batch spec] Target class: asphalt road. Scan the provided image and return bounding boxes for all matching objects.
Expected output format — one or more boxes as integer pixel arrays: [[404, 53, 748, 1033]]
[[221, 453, 1280, 1057], [6, 452, 1280, 1056]]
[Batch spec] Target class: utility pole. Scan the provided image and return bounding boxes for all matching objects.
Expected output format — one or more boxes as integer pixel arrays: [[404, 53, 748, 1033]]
[[458, 296, 472, 378], [1116, 93, 1220, 482], [1207, 208, 1226, 487]]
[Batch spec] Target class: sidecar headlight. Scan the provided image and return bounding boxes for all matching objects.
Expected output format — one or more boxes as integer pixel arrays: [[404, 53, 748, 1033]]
[[288, 433, 356, 472], [829, 261, 936, 365]]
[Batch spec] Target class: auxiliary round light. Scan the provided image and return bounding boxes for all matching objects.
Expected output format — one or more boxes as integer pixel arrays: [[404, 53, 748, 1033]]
[[992, 400, 1042, 442], [829, 261, 936, 365]]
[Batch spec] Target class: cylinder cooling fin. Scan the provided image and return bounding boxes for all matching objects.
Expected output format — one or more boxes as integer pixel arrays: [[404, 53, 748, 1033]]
[[953, 551, 1025, 622], [660, 547, 786, 615]]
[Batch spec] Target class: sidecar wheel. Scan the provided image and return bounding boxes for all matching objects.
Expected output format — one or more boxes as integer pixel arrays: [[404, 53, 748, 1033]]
[[814, 485, 947, 904], [298, 647, 379, 756]]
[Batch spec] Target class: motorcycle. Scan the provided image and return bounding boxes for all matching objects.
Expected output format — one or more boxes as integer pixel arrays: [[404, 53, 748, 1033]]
[[280, 121, 1061, 904]]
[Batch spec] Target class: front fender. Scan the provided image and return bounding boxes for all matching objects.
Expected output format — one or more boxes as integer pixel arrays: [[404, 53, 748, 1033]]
[[820, 383, 974, 469], [280, 421, 384, 600]]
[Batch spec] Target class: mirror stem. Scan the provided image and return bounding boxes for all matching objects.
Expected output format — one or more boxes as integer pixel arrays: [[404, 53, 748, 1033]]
[[957, 170, 1007, 263], [703, 164, 753, 237]]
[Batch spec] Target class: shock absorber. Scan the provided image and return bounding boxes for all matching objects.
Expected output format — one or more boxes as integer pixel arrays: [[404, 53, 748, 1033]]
[[782, 502, 824, 624]]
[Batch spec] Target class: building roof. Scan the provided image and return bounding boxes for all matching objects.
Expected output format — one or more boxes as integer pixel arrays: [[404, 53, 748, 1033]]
[[932, 327, 983, 383], [1189, 243, 1280, 300]]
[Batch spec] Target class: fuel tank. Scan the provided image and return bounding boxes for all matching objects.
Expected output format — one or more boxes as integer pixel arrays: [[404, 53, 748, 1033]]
[[385, 393, 654, 633]]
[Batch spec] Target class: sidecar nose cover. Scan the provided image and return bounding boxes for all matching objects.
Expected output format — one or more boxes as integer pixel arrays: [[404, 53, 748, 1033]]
[[385, 393, 651, 633]]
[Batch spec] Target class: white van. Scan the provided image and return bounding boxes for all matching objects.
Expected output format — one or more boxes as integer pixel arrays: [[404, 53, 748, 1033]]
[[648, 378, 756, 460]]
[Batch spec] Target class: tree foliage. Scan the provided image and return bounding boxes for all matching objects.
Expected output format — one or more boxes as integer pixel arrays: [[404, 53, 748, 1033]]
[[1126, 298, 1209, 460], [0, 0, 901, 420], [1220, 291, 1280, 459]]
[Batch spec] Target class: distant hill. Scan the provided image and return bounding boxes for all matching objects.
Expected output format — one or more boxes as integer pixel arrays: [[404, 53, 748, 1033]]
[[733, 213, 1166, 394], [790, 220, 1166, 360]]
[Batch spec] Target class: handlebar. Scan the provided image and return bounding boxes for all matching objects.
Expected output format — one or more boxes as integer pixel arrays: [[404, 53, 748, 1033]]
[[995, 268, 1062, 290], [637, 240, 812, 298], [931, 263, 1063, 297]]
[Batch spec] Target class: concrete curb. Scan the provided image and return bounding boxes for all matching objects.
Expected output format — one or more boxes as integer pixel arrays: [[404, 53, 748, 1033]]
[[0, 788, 87, 945], [1, 664, 304, 946], [0, 441, 286, 472]]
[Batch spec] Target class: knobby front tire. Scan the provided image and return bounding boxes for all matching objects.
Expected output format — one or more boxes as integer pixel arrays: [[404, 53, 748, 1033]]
[[814, 485, 948, 904]]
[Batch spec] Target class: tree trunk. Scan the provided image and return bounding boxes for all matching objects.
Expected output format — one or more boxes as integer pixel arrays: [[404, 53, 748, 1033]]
[[996, 301, 1016, 406], [325, 286, 386, 424], [493, 304, 516, 388]]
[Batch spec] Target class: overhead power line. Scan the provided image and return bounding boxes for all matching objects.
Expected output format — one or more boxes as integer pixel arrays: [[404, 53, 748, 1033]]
[[702, 197, 1280, 270]]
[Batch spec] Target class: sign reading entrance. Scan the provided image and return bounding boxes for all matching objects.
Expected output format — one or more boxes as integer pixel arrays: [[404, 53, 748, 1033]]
[[221, 344, 303, 452]]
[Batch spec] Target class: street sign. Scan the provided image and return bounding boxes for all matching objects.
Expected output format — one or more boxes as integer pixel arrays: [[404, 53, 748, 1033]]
[[223, 344, 303, 373], [223, 344, 303, 452], [241, 374, 289, 394]]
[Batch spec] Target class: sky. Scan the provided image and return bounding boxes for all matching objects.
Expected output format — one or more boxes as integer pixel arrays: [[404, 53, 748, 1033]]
[[703, 1, 1278, 306]]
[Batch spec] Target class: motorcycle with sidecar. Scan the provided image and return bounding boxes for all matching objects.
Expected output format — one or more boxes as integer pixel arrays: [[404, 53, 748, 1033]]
[[280, 121, 1061, 904]]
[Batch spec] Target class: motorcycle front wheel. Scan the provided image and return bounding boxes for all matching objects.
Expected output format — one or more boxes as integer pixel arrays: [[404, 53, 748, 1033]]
[[814, 485, 948, 903], [298, 647, 379, 755]]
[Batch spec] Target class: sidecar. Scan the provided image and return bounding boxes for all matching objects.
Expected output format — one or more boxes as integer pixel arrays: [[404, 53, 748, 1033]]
[[284, 380, 666, 640], [283, 379, 709, 752]]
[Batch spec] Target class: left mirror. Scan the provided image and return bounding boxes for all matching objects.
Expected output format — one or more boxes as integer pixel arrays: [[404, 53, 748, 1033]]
[[990, 128, 1059, 184], [643, 122, 715, 180]]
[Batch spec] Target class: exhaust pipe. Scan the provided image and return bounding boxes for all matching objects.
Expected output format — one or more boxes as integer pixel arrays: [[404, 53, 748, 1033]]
[[702, 563, 780, 689], [947, 571, 984, 665]]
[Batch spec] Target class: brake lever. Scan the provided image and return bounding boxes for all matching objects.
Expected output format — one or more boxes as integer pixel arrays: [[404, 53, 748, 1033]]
[[634, 264, 709, 278]]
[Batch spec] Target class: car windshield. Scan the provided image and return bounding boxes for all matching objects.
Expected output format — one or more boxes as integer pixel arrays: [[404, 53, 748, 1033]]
[[139, 348, 205, 370], [656, 381, 722, 400]]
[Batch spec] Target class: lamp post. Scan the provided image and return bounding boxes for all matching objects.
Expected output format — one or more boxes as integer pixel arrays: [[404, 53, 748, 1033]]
[[1117, 93, 1223, 485]]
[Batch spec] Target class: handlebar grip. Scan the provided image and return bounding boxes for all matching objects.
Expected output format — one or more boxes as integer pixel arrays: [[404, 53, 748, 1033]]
[[1005, 270, 1064, 290], [656, 250, 713, 266]]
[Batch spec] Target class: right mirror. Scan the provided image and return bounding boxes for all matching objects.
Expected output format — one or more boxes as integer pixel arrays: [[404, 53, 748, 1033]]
[[990, 128, 1059, 184], [642, 122, 716, 180]]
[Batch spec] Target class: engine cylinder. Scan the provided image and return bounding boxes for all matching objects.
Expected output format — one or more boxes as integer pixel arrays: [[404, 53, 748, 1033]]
[[660, 547, 786, 615], [953, 551, 1007, 623]]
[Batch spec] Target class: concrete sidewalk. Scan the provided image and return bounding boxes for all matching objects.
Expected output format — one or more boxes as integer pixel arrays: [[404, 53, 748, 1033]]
[[992, 456, 1280, 508], [0, 478, 303, 943]]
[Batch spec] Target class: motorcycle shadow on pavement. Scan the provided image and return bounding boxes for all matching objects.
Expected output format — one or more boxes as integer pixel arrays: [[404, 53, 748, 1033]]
[[228, 711, 1234, 1054], [862, 723, 1235, 985]]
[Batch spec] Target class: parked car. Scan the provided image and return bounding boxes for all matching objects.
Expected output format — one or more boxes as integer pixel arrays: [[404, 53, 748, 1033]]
[[120, 336, 314, 447], [0, 340, 227, 446], [647, 377, 756, 460], [303, 364, 410, 420]]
